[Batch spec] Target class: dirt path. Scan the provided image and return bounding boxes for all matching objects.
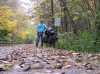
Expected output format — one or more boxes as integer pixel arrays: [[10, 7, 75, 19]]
[[0, 44, 100, 74]]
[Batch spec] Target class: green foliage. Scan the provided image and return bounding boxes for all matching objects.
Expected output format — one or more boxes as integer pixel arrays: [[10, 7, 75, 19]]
[[0, 29, 10, 42], [0, 6, 17, 42], [55, 31, 99, 53], [95, 1, 100, 51]]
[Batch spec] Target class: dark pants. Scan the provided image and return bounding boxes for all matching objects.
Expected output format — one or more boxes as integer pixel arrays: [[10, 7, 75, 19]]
[[36, 32, 44, 47], [48, 35, 56, 47]]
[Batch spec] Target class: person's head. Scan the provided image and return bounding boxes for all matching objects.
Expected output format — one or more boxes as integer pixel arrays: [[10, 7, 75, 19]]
[[40, 20, 44, 24]]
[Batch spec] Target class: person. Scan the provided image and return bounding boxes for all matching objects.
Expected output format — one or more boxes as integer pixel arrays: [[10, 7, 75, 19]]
[[36, 20, 46, 47], [44, 26, 58, 47]]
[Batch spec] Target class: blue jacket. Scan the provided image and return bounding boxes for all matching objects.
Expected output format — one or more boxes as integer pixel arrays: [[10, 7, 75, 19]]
[[37, 23, 46, 32]]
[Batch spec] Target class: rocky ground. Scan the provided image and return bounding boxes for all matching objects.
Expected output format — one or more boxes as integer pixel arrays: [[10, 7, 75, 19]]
[[0, 44, 100, 74]]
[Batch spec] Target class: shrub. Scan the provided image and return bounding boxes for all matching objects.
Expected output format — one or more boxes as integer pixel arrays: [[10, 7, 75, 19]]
[[55, 31, 99, 53]]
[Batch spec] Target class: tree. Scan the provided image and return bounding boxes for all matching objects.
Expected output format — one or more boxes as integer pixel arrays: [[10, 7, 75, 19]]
[[0, 6, 17, 41], [33, 0, 96, 32]]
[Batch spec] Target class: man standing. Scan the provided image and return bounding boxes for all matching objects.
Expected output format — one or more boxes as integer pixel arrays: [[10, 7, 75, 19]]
[[36, 20, 46, 47]]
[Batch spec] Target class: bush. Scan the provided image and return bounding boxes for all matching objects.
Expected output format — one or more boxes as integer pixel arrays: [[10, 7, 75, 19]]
[[0, 29, 12, 42], [55, 31, 99, 53]]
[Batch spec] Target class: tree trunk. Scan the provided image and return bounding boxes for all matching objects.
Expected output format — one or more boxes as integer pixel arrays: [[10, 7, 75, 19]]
[[51, 0, 54, 26], [59, 0, 75, 32]]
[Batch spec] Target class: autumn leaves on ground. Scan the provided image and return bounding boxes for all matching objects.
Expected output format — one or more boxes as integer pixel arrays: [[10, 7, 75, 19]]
[[0, 44, 100, 74]]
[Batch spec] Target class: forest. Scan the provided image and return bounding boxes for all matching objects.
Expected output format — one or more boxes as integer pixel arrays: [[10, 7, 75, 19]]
[[0, 0, 99, 52]]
